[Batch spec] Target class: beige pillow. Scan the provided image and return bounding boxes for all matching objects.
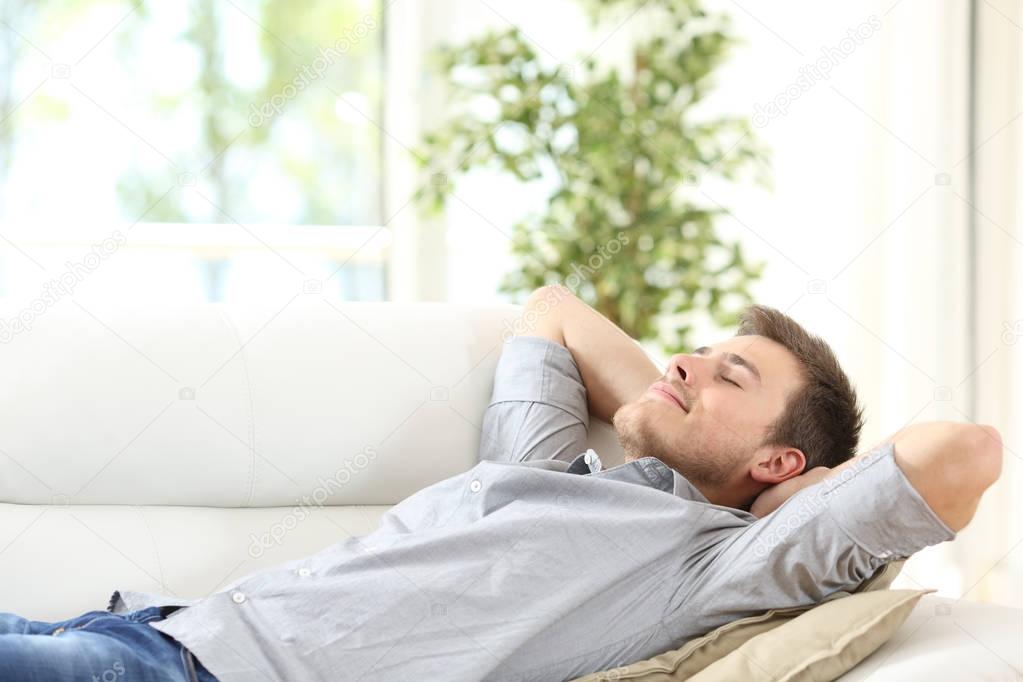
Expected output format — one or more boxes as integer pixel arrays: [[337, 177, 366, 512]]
[[688, 590, 928, 682], [858, 559, 904, 591], [571, 561, 908, 682]]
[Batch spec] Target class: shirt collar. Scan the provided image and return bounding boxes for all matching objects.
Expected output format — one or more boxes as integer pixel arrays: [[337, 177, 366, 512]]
[[566, 449, 601, 475], [670, 469, 711, 503], [569, 450, 758, 519], [567, 450, 712, 503]]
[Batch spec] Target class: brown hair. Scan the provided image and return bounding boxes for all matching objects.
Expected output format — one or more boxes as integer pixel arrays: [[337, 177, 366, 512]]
[[736, 305, 864, 470]]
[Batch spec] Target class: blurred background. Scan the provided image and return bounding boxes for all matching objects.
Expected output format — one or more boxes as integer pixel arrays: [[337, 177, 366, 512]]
[[0, 0, 1020, 607]]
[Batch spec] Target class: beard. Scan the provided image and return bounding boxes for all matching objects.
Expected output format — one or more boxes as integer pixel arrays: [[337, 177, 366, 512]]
[[613, 399, 751, 489]]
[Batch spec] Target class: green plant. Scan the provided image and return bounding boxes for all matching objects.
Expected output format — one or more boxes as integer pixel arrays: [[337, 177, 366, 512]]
[[417, 0, 768, 352]]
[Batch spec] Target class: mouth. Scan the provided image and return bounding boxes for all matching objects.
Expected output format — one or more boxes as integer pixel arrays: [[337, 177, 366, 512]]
[[649, 381, 688, 413]]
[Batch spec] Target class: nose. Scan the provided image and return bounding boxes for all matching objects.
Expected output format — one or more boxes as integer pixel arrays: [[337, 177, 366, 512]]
[[667, 354, 692, 385]]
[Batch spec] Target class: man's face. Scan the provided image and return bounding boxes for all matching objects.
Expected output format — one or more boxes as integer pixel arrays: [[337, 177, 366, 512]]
[[613, 335, 804, 490]]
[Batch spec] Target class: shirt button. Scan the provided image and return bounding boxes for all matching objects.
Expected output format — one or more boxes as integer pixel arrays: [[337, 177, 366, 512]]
[[297, 567, 311, 577], [231, 591, 246, 604], [469, 479, 482, 493]]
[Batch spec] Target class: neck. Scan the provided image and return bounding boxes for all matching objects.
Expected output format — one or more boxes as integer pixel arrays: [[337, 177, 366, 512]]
[[623, 452, 762, 510], [687, 473, 763, 511], [699, 485, 753, 510]]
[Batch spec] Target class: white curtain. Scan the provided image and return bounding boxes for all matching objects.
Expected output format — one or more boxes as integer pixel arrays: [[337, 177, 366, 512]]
[[968, 0, 1023, 606]]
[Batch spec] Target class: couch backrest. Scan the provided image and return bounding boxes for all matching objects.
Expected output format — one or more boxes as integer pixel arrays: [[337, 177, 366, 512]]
[[2, 300, 531, 506], [0, 300, 626, 619]]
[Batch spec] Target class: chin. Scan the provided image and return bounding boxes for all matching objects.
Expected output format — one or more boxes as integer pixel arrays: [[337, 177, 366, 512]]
[[614, 400, 737, 488], [613, 399, 671, 461]]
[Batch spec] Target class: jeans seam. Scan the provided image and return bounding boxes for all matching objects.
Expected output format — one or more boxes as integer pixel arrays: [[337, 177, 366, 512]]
[[181, 647, 200, 682], [71, 616, 105, 631]]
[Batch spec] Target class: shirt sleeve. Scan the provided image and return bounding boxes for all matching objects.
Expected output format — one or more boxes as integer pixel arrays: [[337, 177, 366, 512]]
[[478, 335, 589, 465], [677, 442, 956, 629]]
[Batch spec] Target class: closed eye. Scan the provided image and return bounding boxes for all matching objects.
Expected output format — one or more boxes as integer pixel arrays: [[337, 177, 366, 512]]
[[720, 374, 742, 389]]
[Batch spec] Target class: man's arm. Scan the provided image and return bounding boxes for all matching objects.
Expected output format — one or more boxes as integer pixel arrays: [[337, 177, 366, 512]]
[[519, 285, 661, 423], [677, 432, 969, 626], [884, 421, 1002, 531], [752, 421, 1003, 531]]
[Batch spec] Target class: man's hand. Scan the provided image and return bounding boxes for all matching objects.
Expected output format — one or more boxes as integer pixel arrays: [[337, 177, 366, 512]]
[[750, 466, 831, 517]]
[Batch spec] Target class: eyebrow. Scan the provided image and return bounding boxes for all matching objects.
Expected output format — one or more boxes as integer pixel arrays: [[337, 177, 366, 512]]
[[692, 346, 762, 385]]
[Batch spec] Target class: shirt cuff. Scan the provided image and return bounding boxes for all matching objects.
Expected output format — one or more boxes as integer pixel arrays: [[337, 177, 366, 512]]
[[488, 336, 588, 423], [819, 442, 956, 560]]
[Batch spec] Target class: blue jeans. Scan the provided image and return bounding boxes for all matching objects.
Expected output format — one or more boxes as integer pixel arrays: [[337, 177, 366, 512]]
[[0, 606, 218, 681]]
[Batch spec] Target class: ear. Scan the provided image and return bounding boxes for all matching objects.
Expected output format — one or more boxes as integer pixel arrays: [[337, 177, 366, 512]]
[[749, 445, 806, 485]]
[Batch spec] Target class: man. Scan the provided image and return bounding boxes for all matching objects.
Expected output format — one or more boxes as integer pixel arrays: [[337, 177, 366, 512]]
[[0, 286, 1003, 681]]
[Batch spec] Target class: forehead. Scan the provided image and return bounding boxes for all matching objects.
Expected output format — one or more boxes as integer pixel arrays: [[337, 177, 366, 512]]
[[701, 335, 802, 389]]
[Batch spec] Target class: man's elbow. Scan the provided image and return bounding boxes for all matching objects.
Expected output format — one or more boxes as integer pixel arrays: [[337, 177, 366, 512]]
[[894, 421, 1004, 531], [518, 285, 576, 343], [526, 284, 576, 309], [965, 424, 1003, 493], [945, 423, 1003, 522]]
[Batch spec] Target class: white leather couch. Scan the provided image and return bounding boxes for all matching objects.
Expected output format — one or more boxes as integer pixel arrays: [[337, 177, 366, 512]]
[[2, 299, 1019, 681], [0, 299, 626, 622]]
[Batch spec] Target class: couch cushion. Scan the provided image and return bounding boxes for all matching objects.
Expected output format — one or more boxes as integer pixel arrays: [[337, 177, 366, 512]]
[[0, 502, 390, 620], [838, 594, 1023, 680]]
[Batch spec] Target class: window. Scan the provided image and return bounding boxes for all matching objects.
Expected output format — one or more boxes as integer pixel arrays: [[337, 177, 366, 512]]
[[0, 0, 386, 303]]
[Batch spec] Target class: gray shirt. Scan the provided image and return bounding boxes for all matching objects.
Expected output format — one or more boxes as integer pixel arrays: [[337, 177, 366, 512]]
[[109, 336, 955, 681]]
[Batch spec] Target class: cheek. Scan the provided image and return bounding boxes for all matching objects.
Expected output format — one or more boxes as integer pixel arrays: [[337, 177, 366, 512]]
[[699, 391, 743, 424], [697, 394, 759, 443]]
